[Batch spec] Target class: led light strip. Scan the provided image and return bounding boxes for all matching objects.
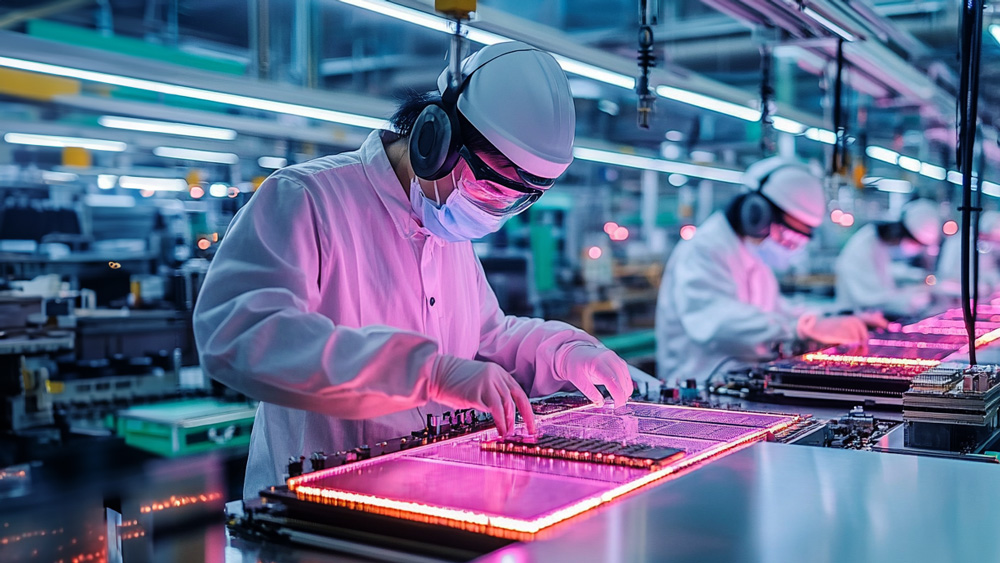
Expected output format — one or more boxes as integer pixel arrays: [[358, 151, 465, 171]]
[[98, 115, 237, 140], [573, 146, 744, 183], [0, 56, 389, 130], [802, 353, 941, 368], [3, 132, 126, 152]]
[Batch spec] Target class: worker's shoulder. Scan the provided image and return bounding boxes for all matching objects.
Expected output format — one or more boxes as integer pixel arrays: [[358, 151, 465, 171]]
[[269, 150, 364, 189]]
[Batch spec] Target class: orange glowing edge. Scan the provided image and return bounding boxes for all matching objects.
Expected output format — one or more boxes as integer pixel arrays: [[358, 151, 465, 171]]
[[286, 414, 797, 540]]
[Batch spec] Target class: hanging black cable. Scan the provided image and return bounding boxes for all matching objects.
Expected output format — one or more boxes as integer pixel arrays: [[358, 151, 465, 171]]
[[636, 0, 657, 129], [759, 44, 774, 155], [958, 0, 984, 364], [831, 38, 845, 177], [972, 127, 985, 317]]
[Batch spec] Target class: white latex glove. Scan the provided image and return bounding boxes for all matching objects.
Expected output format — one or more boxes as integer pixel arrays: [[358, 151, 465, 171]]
[[429, 355, 536, 437], [556, 344, 633, 407], [857, 310, 889, 330], [797, 313, 869, 346]]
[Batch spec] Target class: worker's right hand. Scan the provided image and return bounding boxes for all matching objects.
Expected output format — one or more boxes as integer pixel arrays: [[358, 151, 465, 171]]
[[797, 313, 869, 347], [429, 355, 536, 438]]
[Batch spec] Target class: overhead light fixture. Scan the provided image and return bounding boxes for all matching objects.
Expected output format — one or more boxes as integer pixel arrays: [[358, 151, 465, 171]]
[[0, 56, 389, 130], [118, 176, 188, 192], [947, 170, 963, 185], [771, 116, 807, 134], [154, 146, 239, 165], [656, 86, 760, 121], [337, 0, 452, 34], [572, 146, 743, 184], [866, 177, 913, 194], [898, 155, 922, 172], [801, 6, 857, 42], [97, 174, 118, 189], [865, 146, 899, 164], [98, 116, 237, 140], [209, 183, 229, 198], [553, 55, 635, 89], [258, 156, 288, 169], [983, 181, 1000, 198], [42, 171, 79, 183], [990, 24, 1000, 46], [804, 128, 836, 144], [919, 163, 947, 181], [3, 132, 126, 152]]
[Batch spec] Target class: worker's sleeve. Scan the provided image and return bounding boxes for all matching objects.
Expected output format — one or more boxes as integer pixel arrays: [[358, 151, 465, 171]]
[[473, 259, 602, 397], [672, 248, 797, 358], [193, 174, 440, 419]]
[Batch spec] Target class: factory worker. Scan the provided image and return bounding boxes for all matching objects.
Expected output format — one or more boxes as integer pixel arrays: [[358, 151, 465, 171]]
[[935, 211, 1000, 299], [193, 42, 633, 498], [655, 157, 869, 385], [835, 199, 942, 317]]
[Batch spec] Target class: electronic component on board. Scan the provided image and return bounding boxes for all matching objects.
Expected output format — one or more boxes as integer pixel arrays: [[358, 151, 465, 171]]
[[480, 434, 685, 469]]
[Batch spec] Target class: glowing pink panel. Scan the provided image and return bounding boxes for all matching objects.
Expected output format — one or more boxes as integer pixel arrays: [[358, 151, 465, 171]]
[[287, 403, 798, 538]]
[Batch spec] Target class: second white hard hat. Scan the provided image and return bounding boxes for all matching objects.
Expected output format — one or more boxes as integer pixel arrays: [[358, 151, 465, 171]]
[[437, 41, 575, 179], [901, 199, 942, 246], [744, 157, 825, 228]]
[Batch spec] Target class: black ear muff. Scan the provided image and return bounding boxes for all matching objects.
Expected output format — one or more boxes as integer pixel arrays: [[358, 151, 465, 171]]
[[739, 192, 773, 238], [409, 103, 462, 181]]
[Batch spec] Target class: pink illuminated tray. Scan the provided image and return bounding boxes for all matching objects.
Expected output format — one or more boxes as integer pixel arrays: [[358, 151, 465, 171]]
[[286, 403, 798, 539]]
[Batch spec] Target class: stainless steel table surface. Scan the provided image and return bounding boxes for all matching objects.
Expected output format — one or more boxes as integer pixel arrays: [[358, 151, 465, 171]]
[[474, 441, 1000, 563]]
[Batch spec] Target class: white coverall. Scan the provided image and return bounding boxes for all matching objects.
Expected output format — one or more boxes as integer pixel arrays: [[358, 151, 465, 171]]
[[935, 234, 1000, 298], [655, 212, 801, 385], [194, 131, 601, 498], [835, 224, 929, 316]]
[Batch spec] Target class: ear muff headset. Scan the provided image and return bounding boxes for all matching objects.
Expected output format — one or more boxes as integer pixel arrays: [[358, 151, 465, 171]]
[[408, 47, 536, 181], [729, 164, 801, 238]]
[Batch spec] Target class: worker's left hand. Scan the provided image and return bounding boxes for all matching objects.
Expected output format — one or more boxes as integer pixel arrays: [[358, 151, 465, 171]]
[[557, 344, 633, 407]]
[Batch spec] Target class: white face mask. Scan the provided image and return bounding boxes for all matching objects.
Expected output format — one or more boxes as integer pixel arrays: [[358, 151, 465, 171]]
[[408, 175, 510, 242], [749, 237, 806, 271]]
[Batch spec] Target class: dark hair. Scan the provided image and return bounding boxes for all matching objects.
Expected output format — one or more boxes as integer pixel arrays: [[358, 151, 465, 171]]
[[390, 89, 506, 161]]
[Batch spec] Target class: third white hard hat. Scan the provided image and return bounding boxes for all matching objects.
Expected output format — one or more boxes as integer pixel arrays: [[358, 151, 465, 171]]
[[901, 199, 942, 246]]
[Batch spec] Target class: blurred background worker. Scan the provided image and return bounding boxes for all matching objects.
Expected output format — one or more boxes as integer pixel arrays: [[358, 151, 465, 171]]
[[194, 42, 633, 498], [656, 157, 869, 386], [935, 211, 1000, 299], [835, 199, 942, 318]]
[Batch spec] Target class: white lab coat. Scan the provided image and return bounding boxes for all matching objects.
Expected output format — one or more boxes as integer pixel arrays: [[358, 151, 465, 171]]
[[935, 234, 1000, 297], [835, 224, 929, 316], [193, 131, 599, 498], [655, 212, 800, 385]]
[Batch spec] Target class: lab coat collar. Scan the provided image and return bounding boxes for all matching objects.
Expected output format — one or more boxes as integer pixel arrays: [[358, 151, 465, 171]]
[[703, 212, 758, 268], [359, 130, 438, 244]]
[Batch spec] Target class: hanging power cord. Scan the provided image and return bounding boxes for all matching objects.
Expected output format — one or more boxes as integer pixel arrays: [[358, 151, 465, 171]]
[[831, 38, 846, 177], [759, 44, 775, 155], [636, 0, 657, 129], [957, 0, 984, 364]]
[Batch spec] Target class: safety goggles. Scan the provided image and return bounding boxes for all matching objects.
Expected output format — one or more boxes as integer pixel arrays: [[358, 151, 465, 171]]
[[769, 221, 811, 251], [457, 146, 552, 216]]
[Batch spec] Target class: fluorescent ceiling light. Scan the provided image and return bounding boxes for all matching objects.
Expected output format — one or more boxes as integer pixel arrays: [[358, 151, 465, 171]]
[[338, 0, 451, 34], [209, 183, 229, 198], [804, 128, 836, 144], [42, 171, 79, 183], [656, 86, 760, 121], [97, 174, 118, 189], [983, 181, 1000, 198], [553, 55, 635, 89], [947, 170, 963, 185], [154, 146, 239, 165], [771, 116, 806, 134], [258, 156, 287, 169], [898, 155, 922, 172], [865, 146, 899, 164], [990, 25, 1000, 46], [802, 6, 857, 42], [464, 27, 508, 45], [919, 163, 947, 181], [869, 178, 913, 193], [119, 176, 188, 192], [3, 132, 126, 152], [573, 146, 743, 184], [99, 115, 237, 140], [0, 56, 388, 130]]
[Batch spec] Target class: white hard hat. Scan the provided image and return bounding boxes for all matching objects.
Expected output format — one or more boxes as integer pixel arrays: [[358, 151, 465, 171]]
[[437, 41, 575, 179], [901, 199, 942, 246], [981, 211, 1000, 241], [743, 157, 825, 228]]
